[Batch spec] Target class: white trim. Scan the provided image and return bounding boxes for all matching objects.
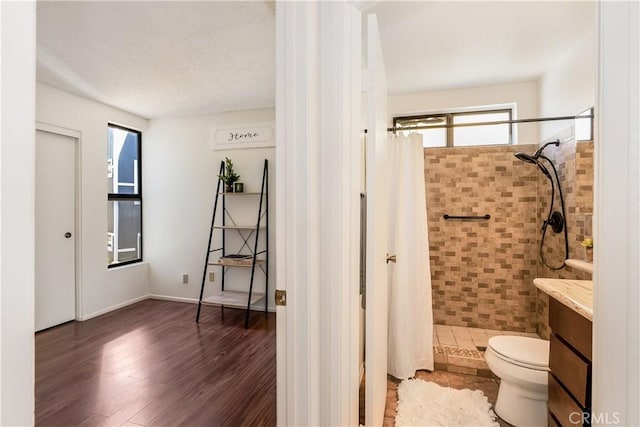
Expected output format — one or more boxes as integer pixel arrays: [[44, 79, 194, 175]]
[[35, 121, 81, 139], [276, 3, 362, 425], [79, 294, 149, 321], [1, 3, 36, 423], [593, 1, 640, 425], [275, 3, 289, 424], [148, 294, 277, 312], [34, 123, 84, 324], [149, 294, 198, 304]]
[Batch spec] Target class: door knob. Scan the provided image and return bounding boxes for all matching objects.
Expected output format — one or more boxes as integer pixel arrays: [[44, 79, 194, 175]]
[[386, 253, 396, 264], [64, 232, 72, 238]]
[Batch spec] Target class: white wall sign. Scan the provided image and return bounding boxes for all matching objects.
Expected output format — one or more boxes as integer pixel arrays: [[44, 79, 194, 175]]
[[211, 123, 274, 150]]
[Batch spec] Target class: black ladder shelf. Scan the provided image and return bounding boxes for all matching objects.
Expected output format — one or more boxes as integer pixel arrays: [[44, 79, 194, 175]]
[[196, 159, 269, 328]]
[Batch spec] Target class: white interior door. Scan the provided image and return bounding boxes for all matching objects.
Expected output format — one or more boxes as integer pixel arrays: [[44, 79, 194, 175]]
[[35, 129, 76, 331], [365, 13, 390, 427]]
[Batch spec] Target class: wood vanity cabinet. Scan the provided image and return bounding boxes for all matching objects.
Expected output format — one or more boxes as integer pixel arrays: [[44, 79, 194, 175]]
[[547, 297, 593, 427]]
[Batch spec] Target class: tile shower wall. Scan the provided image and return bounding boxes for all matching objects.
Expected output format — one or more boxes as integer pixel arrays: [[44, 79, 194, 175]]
[[534, 129, 594, 338], [424, 144, 539, 332]]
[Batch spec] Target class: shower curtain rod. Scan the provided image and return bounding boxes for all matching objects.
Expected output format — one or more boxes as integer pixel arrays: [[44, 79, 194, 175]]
[[382, 113, 593, 133]]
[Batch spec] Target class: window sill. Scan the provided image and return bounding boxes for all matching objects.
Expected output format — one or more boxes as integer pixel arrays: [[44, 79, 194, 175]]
[[107, 261, 148, 271]]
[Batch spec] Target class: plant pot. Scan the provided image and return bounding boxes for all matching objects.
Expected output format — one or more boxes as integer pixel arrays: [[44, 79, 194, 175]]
[[225, 184, 234, 193]]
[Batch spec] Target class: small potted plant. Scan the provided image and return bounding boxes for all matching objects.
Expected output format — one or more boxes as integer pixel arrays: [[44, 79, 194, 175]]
[[218, 157, 240, 192], [581, 236, 593, 263]]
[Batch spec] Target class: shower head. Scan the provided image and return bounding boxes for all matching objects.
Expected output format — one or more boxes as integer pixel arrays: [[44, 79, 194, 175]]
[[515, 152, 538, 164], [515, 151, 552, 179], [515, 140, 561, 164], [515, 139, 560, 179]]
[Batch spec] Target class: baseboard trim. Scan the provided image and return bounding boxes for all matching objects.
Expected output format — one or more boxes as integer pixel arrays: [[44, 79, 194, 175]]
[[80, 294, 150, 321], [79, 294, 275, 321], [149, 293, 276, 312], [148, 294, 198, 304]]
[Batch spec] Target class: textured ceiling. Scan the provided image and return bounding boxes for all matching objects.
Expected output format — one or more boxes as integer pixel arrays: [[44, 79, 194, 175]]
[[37, 1, 595, 119], [369, 1, 596, 95], [37, 1, 276, 118]]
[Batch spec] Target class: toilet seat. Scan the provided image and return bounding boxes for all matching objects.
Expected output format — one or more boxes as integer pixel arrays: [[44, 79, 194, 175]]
[[488, 336, 549, 370]]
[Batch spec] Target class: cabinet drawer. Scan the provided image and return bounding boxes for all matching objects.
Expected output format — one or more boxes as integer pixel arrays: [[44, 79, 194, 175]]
[[549, 334, 590, 407], [549, 298, 592, 360], [548, 374, 586, 427]]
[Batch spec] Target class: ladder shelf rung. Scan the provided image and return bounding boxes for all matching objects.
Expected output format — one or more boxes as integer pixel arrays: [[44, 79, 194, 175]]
[[208, 258, 266, 267], [212, 225, 266, 230], [202, 290, 265, 307], [218, 192, 263, 196]]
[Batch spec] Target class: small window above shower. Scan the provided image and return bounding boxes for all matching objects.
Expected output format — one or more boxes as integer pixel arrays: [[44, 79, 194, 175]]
[[394, 107, 514, 148]]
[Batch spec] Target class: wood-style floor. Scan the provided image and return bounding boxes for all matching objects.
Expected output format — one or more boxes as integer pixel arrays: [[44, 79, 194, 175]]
[[36, 299, 276, 427]]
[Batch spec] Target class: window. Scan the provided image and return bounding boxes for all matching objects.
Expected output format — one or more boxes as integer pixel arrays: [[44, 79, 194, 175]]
[[107, 124, 142, 267], [575, 108, 594, 141], [394, 108, 513, 147]]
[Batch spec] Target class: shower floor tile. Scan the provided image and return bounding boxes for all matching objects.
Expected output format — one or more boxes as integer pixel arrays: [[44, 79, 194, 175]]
[[433, 325, 540, 377]]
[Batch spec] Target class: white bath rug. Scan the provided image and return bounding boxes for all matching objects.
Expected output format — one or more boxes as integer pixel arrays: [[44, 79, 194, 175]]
[[396, 378, 499, 427]]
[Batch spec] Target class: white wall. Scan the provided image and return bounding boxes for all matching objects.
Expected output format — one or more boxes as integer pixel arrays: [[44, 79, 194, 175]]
[[36, 83, 150, 319], [144, 110, 276, 310], [539, 29, 596, 140], [1, 2, 35, 424], [388, 80, 540, 144]]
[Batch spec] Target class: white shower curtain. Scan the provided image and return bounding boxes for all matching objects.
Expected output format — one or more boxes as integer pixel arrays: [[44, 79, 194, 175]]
[[387, 132, 434, 379]]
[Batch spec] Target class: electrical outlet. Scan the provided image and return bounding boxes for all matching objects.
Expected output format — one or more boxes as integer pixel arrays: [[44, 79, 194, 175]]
[[182, 274, 189, 284], [209, 272, 215, 282]]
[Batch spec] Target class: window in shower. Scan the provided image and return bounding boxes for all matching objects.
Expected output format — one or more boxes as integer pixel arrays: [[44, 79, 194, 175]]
[[394, 108, 513, 147], [575, 107, 593, 141]]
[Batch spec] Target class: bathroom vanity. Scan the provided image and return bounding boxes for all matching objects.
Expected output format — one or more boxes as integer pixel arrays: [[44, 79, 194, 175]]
[[534, 279, 593, 427]]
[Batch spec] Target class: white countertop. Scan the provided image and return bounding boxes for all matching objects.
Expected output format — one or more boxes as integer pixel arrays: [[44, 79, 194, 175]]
[[565, 259, 594, 275], [533, 278, 593, 321]]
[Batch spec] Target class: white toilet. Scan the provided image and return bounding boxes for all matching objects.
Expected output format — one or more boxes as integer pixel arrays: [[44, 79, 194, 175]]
[[485, 335, 550, 427]]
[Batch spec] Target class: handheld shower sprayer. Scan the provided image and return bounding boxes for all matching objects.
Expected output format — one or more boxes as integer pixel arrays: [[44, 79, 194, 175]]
[[515, 140, 568, 270], [532, 140, 560, 158]]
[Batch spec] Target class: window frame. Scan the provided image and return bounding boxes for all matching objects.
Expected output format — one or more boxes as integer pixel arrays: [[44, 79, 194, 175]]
[[393, 108, 514, 147], [575, 107, 594, 141], [107, 123, 143, 268]]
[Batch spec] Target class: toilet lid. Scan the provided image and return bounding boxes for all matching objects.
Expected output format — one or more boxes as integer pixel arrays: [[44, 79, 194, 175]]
[[488, 336, 549, 368]]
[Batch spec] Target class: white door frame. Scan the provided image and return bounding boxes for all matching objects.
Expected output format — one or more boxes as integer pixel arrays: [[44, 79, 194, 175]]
[[364, 12, 391, 427], [592, 2, 640, 425], [275, 2, 362, 425], [35, 121, 83, 321]]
